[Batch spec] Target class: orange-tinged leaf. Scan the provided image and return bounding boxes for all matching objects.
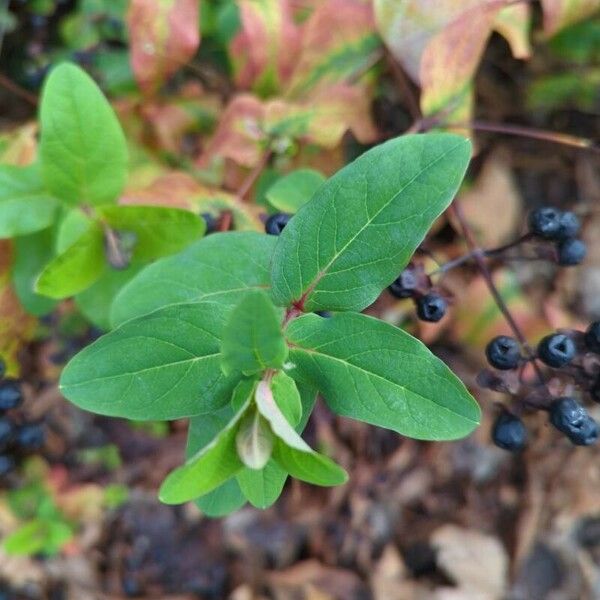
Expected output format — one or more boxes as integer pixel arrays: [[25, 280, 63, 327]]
[[541, 0, 600, 36], [0, 242, 36, 377], [493, 3, 532, 58], [265, 84, 377, 147], [197, 94, 266, 169], [231, 0, 301, 97], [0, 123, 38, 166], [285, 0, 381, 98], [127, 0, 200, 95]]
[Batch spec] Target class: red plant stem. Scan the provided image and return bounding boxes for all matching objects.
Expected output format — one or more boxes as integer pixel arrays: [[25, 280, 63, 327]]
[[450, 199, 545, 385]]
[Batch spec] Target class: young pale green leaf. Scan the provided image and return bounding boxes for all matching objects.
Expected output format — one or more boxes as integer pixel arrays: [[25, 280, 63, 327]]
[[35, 222, 106, 299], [56, 208, 94, 253], [272, 370, 302, 427], [60, 301, 239, 420], [98, 205, 205, 261], [236, 381, 317, 508], [0, 165, 58, 238], [285, 313, 481, 441], [39, 63, 128, 206], [266, 169, 325, 213], [236, 409, 274, 470], [220, 290, 288, 376], [255, 380, 347, 486], [111, 232, 277, 326], [159, 398, 250, 505], [12, 229, 58, 316], [270, 133, 471, 312]]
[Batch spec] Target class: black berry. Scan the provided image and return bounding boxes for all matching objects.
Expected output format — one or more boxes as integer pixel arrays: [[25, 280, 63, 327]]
[[0, 455, 15, 478], [0, 380, 23, 412], [389, 268, 418, 299], [557, 211, 581, 240], [528, 207, 561, 239], [585, 322, 600, 354], [557, 238, 586, 266], [201, 212, 219, 234], [0, 418, 14, 449], [485, 336, 521, 370], [265, 213, 291, 236], [537, 333, 576, 368], [492, 412, 527, 452], [549, 397, 598, 446], [416, 293, 447, 323], [14, 423, 45, 451]]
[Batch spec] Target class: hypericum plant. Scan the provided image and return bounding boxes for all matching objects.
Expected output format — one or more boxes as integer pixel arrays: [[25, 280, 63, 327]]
[[1, 63, 205, 327], [59, 132, 481, 515]]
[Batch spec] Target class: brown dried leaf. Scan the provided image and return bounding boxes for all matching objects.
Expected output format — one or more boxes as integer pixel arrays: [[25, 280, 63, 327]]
[[127, 0, 200, 95], [431, 524, 508, 598], [452, 150, 522, 247]]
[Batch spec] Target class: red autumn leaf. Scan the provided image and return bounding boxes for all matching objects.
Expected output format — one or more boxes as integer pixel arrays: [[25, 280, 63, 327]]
[[127, 0, 201, 95]]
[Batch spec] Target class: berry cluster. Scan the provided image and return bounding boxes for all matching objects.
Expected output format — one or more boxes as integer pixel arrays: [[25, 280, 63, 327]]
[[528, 207, 586, 266], [484, 321, 600, 452], [388, 265, 448, 322], [0, 358, 45, 483]]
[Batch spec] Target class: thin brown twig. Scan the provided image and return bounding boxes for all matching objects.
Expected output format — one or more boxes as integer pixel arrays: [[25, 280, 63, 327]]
[[0, 72, 38, 106], [450, 199, 546, 386], [237, 149, 273, 201]]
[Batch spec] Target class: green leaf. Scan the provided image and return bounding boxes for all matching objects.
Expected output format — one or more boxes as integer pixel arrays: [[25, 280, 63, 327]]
[[35, 221, 106, 299], [12, 229, 58, 316], [236, 409, 274, 470], [75, 265, 142, 330], [111, 232, 277, 326], [0, 164, 58, 238], [3, 519, 73, 557], [39, 62, 128, 206], [285, 313, 481, 441], [270, 133, 471, 312], [59, 301, 239, 420], [98, 205, 205, 261], [186, 405, 247, 516], [221, 290, 288, 376], [159, 382, 252, 504], [236, 461, 287, 509], [195, 479, 247, 516], [272, 370, 302, 427], [255, 380, 347, 486], [266, 169, 325, 214], [56, 208, 93, 253]]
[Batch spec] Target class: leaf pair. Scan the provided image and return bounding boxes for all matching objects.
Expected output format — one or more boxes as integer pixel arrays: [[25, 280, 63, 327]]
[[159, 376, 347, 505]]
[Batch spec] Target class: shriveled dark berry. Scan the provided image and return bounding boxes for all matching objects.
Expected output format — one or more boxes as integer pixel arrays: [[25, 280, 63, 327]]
[[0, 418, 13, 449], [265, 213, 291, 236], [492, 412, 527, 451], [0, 380, 23, 412], [557, 238, 586, 266], [14, 423, 45, 451], [550, 397, 590, 442], [557, 211, 581, 240], [585, 322, 600, 354], [537, 333, 576, 368], [528, 207, 561, 239], [389, 268, 418, 299], [0, 455, 15, 478], [201, 212, 219, 234], [569, 416, 599, 446], [415, 293, 447, 323], [485, 336, 521, 370]]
